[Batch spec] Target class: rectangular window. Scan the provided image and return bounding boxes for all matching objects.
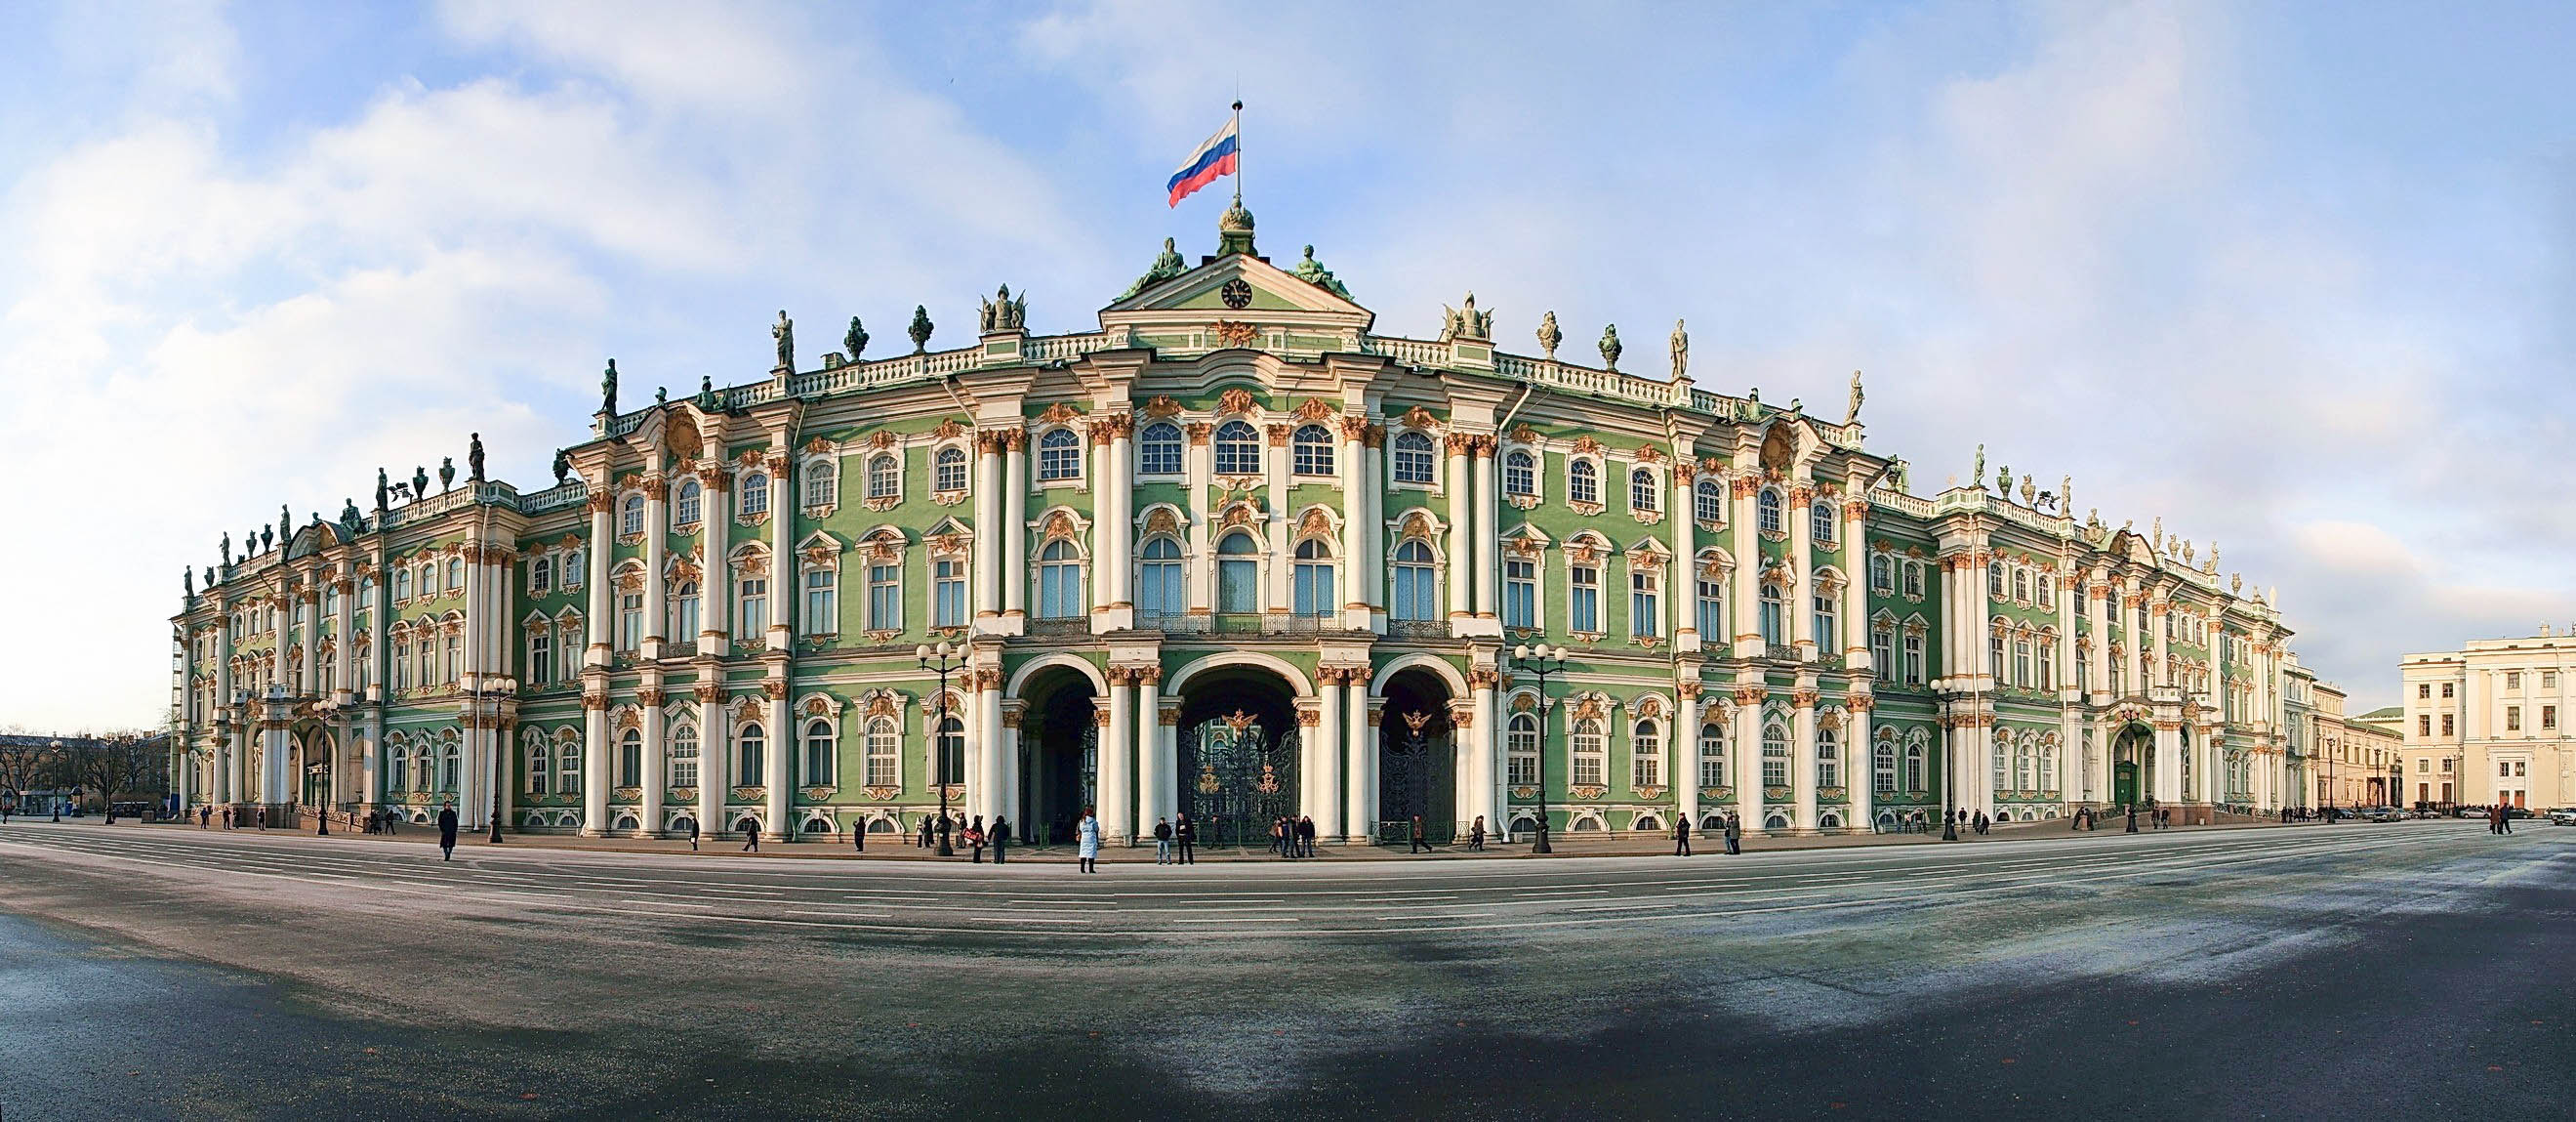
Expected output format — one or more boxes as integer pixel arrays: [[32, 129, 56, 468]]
[[740, 579, 768, 637], [2418, 683, 2431, 699], [1813, 595, 1835, 652], [620, 593, 643, 651], [2440, 713, 2454, 736], [2544, 671, 2558, 689], [1570, 565, 1600, 634], [807, 568, 840, 635], [2544, 705, 2557, 730], [561, 625, 583, 682], [1505, 559, 1537, 630], [1630, 570, 1659, 639], [1697, 578, 1723, 643], [2507, 705, 2521, 732], [2419, 714, 2432, 736], [1871, 624, 1894, 674], [934, 559, 966, 627], [2441, 683, 2454, 698], [528, 634, 551, 686], [2507, 671, 2521, 689], [1902, 561, 1923, 599], [1292, 561, 1335, 617], [443, 635, 461, 685], [1902, 633, 1925, 685]]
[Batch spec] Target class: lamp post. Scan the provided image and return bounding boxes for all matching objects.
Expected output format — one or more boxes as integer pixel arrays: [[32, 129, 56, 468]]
[[464, 676, 518, 844], [918, 642, 966, 856], [1509, 644, 1566, 854]]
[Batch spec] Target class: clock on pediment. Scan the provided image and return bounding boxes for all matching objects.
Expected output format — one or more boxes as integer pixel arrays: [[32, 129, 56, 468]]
[[1220, 278, 1253, 310]]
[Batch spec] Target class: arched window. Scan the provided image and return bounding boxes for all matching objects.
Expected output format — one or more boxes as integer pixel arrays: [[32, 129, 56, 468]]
[[740, 473, 769, 516], [1038, 428, 1082, 480], [2012, 566, 2029, 603], [1873, 735, 1898, 794], [1818, 727, 1841, 788], [1904, 740, 1927, 793], [934, 446, 967, 492], [1987, 560, 2005, 598], [2014, 737, 2033, 793], [668, 725, 699, 788], [803, 460, 838, 509], [387, 742, 409, 792], [1695, 478, 1724, 524], [2036, 637, 2055, 690], [1139, 537, 1184, 617], [525, 734, 551, 795], [621, 493, 646, 536], [1392, 539, 1438, 621], [867, 453, 899, 500], [1569, 459, 1599, 505], [1630, 719, 1663, 789], [1138, 423, 1183, 476], [556, 735, 580, 795], [934, 715, 966, 786], [618, 727, 642, 788], [1759, 583, 1785, 645], [2014, 632, 2033, 686], [1292, 425, 1334, 476], [1392, 431, 1436, 483], [1761, 723, 1789, 787], [438, 734, 461, 791], [416, 739, 436, 793], [803, 719, 836, 787], [672, 581, 700, 641], [1571, 718, 1607, 787], [1216, 532, 1260, 613], [864, 717, 899, 787], [1992, 735, 2010, 795], [737, 723, 765, 787], [1504, 450, 1536, 496], [1698, 722, 1728, 789], [1812, 501, 1836, 545], [1630, 469, 1658, 513], [1292, 538, 1335, 617], [1506, 713, 1539, 786], [1214, 420, 1261, 476], [2039, 740, 2058, 792], [1869, 553, 1892, 593], [1038, 540, 1084, 618], [1870, 618, 1896, 671], [675, 479, 701, 526], [1756, 488, 1782, 534]]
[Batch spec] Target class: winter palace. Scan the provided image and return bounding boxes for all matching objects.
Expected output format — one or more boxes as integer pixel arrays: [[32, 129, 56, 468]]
[[167, 204, 2320, 847]]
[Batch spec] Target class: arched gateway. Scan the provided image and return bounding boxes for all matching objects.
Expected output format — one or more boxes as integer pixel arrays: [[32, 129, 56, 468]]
[[1174, 665, 1300, 849]]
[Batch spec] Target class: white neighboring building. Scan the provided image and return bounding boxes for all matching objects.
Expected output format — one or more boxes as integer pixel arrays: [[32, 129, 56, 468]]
[[2399, 631, 2576, 810]]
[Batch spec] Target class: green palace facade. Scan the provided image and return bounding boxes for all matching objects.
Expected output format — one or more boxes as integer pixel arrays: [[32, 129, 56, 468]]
[[168, 206, 2305, 845]]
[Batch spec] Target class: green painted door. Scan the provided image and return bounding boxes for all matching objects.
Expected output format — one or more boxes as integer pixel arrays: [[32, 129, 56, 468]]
[[2113, 761, 2140, 808]]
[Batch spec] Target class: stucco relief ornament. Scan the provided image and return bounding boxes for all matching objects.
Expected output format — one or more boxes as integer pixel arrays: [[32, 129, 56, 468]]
[[1597, 323, 1622, 371], [908, 305, 934, 353], [1536, 311, 1562, 359], [1668, 318, 1689, 381], [771, 310, 796, 372]]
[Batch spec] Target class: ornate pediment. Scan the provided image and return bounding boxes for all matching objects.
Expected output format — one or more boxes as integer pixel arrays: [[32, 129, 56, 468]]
[[1098, 249, 1373, 336]]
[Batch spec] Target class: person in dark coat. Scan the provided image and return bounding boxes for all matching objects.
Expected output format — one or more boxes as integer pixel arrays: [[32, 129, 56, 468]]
[[1469, 815, 1487, 852], [436, 804, 460, 860], [851, 818, 865, 852], [1154, 817, 1174, 864], [1297, 815, 1317, 857], [1174, 811, 1196, 864], [687, 818, 701, 851], [1408, 815, 1429, 853], [967, 815, 987, 863], [919, 815, 934, 849], [1673, 817, 1693, 856], [742, 819, 761, 852], [1723, 811, 1742, 855], [991, 816, 1009, 864]]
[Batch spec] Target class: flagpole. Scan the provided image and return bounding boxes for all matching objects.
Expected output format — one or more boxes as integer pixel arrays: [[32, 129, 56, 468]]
[[1231, 99, 1244, 206]]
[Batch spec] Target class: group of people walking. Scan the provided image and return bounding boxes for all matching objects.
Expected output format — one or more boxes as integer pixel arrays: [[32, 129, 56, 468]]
[[910, 812, 1014, 862]]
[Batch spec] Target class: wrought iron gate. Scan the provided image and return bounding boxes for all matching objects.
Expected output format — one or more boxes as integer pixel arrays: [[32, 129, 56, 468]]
[[1179, 712, 1298, 848], [1376, 711, 1455, 844]]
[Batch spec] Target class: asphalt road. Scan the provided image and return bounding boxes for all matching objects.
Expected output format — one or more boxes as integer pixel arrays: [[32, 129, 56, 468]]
[[2, 818, 2567, 1119]]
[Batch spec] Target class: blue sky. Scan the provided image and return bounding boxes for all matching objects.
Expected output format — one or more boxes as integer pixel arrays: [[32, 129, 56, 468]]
[[3, 0, 2570, 728]]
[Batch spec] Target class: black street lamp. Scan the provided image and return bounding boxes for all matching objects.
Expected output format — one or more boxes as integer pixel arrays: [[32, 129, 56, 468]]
[[1509, 643, 1566, 854], [918, 641, 966, 857]]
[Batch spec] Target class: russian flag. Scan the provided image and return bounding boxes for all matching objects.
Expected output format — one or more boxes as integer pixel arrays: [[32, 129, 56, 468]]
[[1166, 117, 1239, 207]]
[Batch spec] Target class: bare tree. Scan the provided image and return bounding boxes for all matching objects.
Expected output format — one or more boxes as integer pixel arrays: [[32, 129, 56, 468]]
[[64, 733, 167, 821], [0, 737, 49, 813]]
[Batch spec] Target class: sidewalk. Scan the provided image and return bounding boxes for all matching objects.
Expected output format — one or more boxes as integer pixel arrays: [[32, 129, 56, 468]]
[[129, 811, 2335, 863]]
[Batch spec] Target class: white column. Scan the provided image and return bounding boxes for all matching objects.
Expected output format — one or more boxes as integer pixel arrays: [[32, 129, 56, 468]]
[[1105, 418, 1135, 630], [2152, 596, 2172, 691], [1475, 439, 1500, 623], [1346, 670, 1374, 839], [1729, 466, 1759, 658], [1789, 480, 1816, 661], [587, 486, 615, 668], [1792, 686, 1819, 831], [1153, 697, 1179, 835], [1265, 423, 1292, 621], [1677, 684, 1702, 830], [333, 572, 356, 703], [973, 434, 1003, 630], [1734, 686, 1764, 827], [764, 691, 790, 838], [1134, 669, 1166, 828], [1839, 494, 1866, 671], [702, 474, 731, 644], [1313, 675, 1342, 837], [1092, 425, 1117, 627], [977, 672, 1005, 823], [767, 452, 794, 646], [685, 690, 713, 837], [582, 700, 609, 835], [1446, 434, 1472, 634], [1672, 464, 1697, 649], [1477, 676, 1502, 835], [1002, 434, 1028, 627], [1848, 697, 1874, 832], [1103, 674, 1136, 843], [643, 478, 669, 660], [2089, 579, 2111, 697], [1340, 421, 1370, 630]]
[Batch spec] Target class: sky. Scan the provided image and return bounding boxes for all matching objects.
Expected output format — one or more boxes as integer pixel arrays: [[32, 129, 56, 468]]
[[3, 0, 2570, 728]]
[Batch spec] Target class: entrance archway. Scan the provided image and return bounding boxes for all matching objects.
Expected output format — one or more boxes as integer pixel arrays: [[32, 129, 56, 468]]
[[1377, 667, 1455, 844], [1016, 668, 1099, 846], [2110, 723, 2151, 810], [1175, 665, 1300, 849]]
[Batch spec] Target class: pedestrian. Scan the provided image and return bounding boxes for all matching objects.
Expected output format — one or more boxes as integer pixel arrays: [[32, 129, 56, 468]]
[[1673, 816, 1693, 856], [436, 803, 459, 861], [991, 816, 1010, 864], [1972, 810, 1986, 836], [1469, 814, 1486, 852], [968, 818, 987, 863], [199, 805, 211, 829], [688, 817, 701, 852], [1723, 811, 1742, 855], [742, 819, 761, 852], [852, 818, 865, 852], [1271, 816, 1287, 857], [919, 815, 933, 849], [936, 813, 954, 854], [1298, 814, 1317, 857], [1175, 811, 1196, 864], [2502, 805, 2515, 835], [1407, 814, 1430, 853], [1077, 806, 1101, 873], [1154, 816, 1173, 865]]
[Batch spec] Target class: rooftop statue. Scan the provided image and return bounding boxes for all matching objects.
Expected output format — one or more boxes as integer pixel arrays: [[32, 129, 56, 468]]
[[2020, 476, 2036, 505], [1292, 245, 1350, 299], [438, 457, 455, 493], [1122, 237, 1188, 299], [278, 504, 292, 545], [552, 449, 570, 484], [600, 358, 618, 415], [468, 432, 485, 482], [654, 386, 667, 405], [260, 525, 272, 552], [1846, 371, 1864, 425], [1598, 323, 1622, 372], [1668, 318, 1689, 382], [1441, 292, 1492, 343], [413, 465, 429, 501], [220, 532, 230, 565], [1535, 311, 1563, 359], [772, 311, 796, 372], [844, 316, 869, 360], [1973, 444, 1985, 488], [695, 376, 717, 411], [978, 284, 1028, 333], [908, 305, 935, 353], [2062, 476, 2072, 515], [342, 498, 361, 531], [184, 567, 193, 597], [1996, 465, 2010, 494], [375, 468, 389, 511]]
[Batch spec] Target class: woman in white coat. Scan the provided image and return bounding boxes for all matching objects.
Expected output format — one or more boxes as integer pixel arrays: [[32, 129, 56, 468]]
[[1076, 805, 1102, 874]]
